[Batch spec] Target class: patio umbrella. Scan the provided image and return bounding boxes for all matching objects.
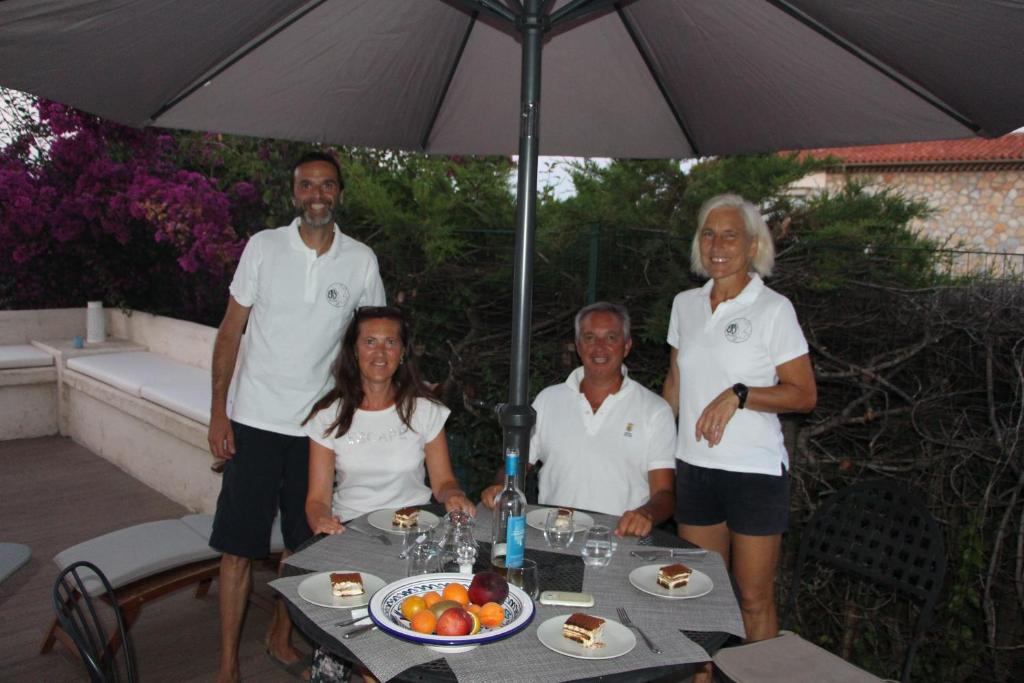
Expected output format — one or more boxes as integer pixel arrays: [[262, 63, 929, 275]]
[[2, 0, 1023, 459]]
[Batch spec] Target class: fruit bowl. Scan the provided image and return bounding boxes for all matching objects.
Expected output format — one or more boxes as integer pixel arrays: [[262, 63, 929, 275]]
[[368, 572, 534, 653]]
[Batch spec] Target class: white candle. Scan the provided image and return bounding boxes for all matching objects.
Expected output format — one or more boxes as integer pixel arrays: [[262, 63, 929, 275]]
[[86, 301, 106, 343]]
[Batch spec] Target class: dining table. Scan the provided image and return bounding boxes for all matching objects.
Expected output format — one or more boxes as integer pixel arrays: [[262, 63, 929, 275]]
[[273, 504, 745, 682]]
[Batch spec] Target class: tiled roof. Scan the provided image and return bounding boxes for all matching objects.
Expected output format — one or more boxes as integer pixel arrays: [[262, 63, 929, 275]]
[[792, 133, 1024, 165]]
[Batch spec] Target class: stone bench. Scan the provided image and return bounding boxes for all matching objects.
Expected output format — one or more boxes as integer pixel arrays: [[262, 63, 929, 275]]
[[0, 344, 58, 439], [61, 350, 221, 512]]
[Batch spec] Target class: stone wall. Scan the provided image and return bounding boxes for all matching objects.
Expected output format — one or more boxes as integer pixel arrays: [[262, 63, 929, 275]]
[[826, 168, 1024, 255]]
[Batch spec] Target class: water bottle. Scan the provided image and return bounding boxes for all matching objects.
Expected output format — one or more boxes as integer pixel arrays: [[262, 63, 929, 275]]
[[491, 447, 526, 569]]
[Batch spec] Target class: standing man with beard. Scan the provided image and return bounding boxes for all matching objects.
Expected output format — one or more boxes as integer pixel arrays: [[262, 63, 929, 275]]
[[207, 152, 385, 682]]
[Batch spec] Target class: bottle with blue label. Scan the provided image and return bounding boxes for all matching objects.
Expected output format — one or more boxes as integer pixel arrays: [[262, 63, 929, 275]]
[[491, 447, 526, 569]]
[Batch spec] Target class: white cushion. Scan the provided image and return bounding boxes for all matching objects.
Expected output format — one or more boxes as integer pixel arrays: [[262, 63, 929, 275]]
[[181, 513, 286, 554], [67, 351, 210, 424], [54, 520, 218, 595], [0, 344, 53, 369], [67, 351, 171, 396], [139, 363, 211, 425], [713, 631, 884, 683]]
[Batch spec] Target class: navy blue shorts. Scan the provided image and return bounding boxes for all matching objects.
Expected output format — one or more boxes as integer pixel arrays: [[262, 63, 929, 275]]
[[674, 460, 790, 536], [210, 421, 313, 558]]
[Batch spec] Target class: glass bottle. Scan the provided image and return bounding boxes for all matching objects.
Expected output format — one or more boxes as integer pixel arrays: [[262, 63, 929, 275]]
[[490, 447, 526, 569]]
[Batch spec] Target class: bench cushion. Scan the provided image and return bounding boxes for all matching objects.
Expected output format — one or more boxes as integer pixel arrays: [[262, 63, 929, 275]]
[[0, 344, 54, 369], [54, 519, 217, 595], [181, 513, 286, 554], [67, 351, 210, 424]]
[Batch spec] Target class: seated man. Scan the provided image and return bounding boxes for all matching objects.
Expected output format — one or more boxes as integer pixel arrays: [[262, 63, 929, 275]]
[[482, 302, 676, 537]]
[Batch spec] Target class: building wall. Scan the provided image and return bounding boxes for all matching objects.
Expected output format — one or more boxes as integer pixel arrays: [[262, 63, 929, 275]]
[[826, 168, 1024, 254]]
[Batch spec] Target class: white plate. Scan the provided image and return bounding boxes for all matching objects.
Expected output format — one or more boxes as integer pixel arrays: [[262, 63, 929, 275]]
[[366, 508, 441, 534], [297, 571, 386, 609], [627, 564, 714, 599], [535, 614, 636, 659], [525, 508, 595, 533], [368, 572, 534, 651]]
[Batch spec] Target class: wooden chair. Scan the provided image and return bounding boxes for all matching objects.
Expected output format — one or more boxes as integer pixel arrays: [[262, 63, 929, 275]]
[[53, 560, 138, 682], [714, 479, 947, 683]]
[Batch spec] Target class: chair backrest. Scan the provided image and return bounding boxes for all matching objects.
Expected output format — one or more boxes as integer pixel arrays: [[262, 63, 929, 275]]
[[53, 560, 137, 683], [785, 479, 946, 683]]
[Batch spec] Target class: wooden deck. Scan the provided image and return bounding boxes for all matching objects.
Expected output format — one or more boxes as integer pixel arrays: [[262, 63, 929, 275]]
[[0, 436, 309, 682]]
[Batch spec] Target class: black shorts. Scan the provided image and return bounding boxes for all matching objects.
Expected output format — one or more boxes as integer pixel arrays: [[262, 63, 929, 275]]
[[209, 421, 313, 558], [674, 460, 790, 536]]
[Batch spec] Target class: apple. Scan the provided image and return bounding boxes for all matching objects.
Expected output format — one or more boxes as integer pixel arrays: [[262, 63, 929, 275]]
[[468, 571, 508, 606], [428, 599, 463, 619], [435, 607, 474, 636]]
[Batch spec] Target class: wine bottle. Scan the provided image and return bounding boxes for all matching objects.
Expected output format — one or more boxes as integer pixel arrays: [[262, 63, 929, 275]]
[[491, 447, 526, 569]]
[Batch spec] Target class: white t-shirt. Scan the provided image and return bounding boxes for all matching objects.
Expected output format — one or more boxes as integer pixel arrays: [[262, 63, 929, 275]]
[[529, 367, 677, 516], [667, 274, 808, 475], [229, 220, 386, 435], [305, 397, 450, 522]]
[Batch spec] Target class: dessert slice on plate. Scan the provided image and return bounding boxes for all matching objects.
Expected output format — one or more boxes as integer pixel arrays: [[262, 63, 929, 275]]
[[656, 563, 692, 590], [392, 507, 420, 528], [562, 612, 605, 648], [330, 572, 364, 597]]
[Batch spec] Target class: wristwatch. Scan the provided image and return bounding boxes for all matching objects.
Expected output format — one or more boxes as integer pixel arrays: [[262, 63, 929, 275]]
[[732, 383, 749, 409]]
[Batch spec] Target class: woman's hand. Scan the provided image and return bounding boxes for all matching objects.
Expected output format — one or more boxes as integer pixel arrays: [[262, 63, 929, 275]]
[[444, 492, 477, 516], [695, 387, 740, 447], [310, 514, 346, 535], [480, 484, 502, 509]]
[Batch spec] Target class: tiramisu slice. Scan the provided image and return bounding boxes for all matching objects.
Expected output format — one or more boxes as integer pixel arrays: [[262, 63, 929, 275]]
[[392, 507, 420, 528], [555, 508, 574, 529], [329, 572, 364, 597], [562, 612, 605, 648], [656, 563, 692, 590]]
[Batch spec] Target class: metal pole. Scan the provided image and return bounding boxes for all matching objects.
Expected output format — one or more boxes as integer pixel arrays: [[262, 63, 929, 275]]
[[499, 0, 544, 483]]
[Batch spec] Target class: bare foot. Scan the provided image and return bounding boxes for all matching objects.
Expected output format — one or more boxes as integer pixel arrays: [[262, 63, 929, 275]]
[[214, 664, 239, 683]]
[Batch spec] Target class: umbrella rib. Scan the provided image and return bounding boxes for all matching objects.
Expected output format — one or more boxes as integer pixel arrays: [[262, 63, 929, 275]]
[[615, 5, 701, 157], [421, 9, 481, 150], [446, 0, 518, 25], [763, 0, 980, 133], [146, 0, 330, 124]]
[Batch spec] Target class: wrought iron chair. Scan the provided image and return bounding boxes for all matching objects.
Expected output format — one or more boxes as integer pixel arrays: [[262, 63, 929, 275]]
[[52, 560, 138, 683], [714, 479, 947, 683]]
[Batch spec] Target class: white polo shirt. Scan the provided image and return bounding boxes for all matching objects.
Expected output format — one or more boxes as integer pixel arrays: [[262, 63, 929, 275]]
[[229, 220, 386, 436], [667, 274, 808, 475], [305, 397, 449, 521], [529, 367, 677, 516]]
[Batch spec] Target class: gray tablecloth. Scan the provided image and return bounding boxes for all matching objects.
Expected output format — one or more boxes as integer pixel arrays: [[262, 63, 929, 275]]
[[275, 507, 744, 682]]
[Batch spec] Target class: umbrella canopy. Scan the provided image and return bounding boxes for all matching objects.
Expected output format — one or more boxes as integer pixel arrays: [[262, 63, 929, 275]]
[[3, 0, 1024, 458]]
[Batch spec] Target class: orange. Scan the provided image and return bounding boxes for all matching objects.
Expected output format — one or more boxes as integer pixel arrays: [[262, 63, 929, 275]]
[[401, 595, 427, 622], [466, 603, 482, 616], [442, 582, 470, 606], [422, 591, 442, 608], [479, 601, 504, 629], [410, 609, 437, 635]]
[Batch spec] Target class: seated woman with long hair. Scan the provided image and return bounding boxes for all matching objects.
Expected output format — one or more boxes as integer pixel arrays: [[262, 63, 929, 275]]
[[303, 305, 474, 537]]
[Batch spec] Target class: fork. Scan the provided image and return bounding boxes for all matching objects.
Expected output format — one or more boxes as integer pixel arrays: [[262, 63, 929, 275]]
[[347, 524, 393, 546], [617, 607, 662, 654]]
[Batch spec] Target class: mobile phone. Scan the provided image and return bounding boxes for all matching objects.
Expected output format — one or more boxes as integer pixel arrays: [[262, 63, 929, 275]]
[[538, 590, 595, 607]]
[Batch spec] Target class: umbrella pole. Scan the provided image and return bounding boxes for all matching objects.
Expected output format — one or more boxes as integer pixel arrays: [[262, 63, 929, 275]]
[[500, 0, 544, 484]]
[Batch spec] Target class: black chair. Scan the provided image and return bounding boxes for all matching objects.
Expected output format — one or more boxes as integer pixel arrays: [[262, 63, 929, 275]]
[[52, 560, 138, 683], [714, 479, 947, 683]]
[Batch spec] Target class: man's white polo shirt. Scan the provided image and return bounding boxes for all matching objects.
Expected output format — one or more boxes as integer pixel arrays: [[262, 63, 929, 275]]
[[667, 274, 808, 475], [529, 366, 677, 516], [229, 219, 385, 436]]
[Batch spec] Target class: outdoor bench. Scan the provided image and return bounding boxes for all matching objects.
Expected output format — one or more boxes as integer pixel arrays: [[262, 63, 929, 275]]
[[61, 348, 222, 512], [0, 344, 58, 439], [41, 514, 286, 659]]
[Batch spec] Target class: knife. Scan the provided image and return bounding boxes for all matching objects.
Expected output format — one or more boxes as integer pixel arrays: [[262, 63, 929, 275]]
[[342, 623, 377, 639], [630, 548, 707, 560]]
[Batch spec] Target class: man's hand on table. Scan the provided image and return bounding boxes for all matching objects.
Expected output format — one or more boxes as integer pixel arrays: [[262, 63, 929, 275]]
[[615, 507, 655, 537], [479, 484, 502, 509]]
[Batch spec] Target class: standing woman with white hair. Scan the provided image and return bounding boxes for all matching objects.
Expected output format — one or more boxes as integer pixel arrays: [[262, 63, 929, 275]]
[[662, 193, 817, 643]]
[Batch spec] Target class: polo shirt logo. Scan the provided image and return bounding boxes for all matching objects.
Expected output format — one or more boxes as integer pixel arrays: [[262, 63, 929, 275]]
[[325, 283, 350, 308], [725, 317, 752, 343], [624, 422, 634, 437]]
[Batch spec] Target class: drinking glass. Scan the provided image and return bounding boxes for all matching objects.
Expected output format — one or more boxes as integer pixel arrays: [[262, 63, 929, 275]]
[[543, 508, 575, 548], [400, 526, 431, 559], [406, 540, 442, 576], [505, 558, 540, 599], [580, 525, 614, 567]]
